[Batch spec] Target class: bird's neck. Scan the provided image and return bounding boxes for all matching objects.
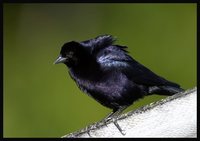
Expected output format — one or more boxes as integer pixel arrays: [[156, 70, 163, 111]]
[[69, 60, 101, 81]]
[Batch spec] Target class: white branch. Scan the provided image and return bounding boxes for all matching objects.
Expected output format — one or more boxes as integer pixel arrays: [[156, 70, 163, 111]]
[[62, 87, 197, 138]]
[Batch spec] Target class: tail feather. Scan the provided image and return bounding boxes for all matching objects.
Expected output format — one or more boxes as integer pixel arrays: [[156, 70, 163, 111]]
[[148, 86, 184, 96]]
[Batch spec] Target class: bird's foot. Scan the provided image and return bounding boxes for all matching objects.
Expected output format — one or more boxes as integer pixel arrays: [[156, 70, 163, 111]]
[[112, 118, 126, 135], [85, 124, 96, 137], [85, 125, 92, 137], [96, 116, 113, 127]]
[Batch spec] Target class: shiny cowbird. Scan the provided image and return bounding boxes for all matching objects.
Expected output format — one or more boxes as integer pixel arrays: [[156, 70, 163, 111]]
[[54, 35, 184, 135]]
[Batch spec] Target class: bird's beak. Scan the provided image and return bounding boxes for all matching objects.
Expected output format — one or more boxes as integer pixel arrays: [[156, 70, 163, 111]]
[[54, 55, 67, 64]]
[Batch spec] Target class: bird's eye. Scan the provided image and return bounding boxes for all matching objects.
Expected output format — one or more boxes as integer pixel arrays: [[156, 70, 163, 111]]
[[66, 51, 74, 58], [69, 51, 74, 56]]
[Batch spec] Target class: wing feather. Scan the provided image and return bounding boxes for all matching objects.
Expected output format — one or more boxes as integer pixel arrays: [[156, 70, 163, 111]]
[[81, 35, 180, 87], [96, 45, 179, 87]]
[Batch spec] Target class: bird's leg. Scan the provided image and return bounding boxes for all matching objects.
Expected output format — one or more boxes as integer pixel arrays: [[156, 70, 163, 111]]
[[91, 106, 127, 135], [95, 111, 115, 127], [109, 106, 128, 135], [103, 111, 115, 120], [101, 106, 127, 123], [95, 107, 122, 127], [97, 106, 128, 135], [85, 111, 116, 136]]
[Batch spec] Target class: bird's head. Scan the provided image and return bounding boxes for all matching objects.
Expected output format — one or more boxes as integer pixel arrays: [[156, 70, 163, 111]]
[[54, 41, 85, 68]]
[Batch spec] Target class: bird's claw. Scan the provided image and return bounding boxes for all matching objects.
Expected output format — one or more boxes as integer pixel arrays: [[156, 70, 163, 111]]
[[113, 118, 126, 135], [85, 125, 93, 137]]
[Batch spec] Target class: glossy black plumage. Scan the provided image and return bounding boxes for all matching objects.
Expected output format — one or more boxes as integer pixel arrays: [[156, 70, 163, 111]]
[[54, 35, 184, 135]]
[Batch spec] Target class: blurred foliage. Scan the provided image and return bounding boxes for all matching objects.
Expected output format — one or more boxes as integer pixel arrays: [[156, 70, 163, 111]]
[[3, 4, 196, 137]]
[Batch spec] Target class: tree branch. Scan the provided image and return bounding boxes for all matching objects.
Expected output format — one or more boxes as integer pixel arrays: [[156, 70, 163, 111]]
[[62, 87, 197, 138]]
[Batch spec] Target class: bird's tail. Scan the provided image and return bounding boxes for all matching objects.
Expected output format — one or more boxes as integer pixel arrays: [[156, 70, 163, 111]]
[[148, 86, 184, 96]]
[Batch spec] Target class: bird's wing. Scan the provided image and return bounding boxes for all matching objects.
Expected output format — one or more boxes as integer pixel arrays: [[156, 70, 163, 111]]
[[124, 61, 177, 86], [96, 45, 180, 87], [81, 34, 116, 54], [81, 35, 179, 87], [96, 45, 132, 68]]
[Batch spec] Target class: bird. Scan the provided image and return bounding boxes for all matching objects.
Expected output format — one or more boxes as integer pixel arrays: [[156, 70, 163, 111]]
[[54, 34, 184, 135]]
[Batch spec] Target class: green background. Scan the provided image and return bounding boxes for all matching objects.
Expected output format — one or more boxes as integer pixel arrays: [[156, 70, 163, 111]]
[[4, 4, 196, 137]]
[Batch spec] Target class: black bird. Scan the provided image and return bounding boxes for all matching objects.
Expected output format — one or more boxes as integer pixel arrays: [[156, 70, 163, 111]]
[[54, 35, 184, 135]]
